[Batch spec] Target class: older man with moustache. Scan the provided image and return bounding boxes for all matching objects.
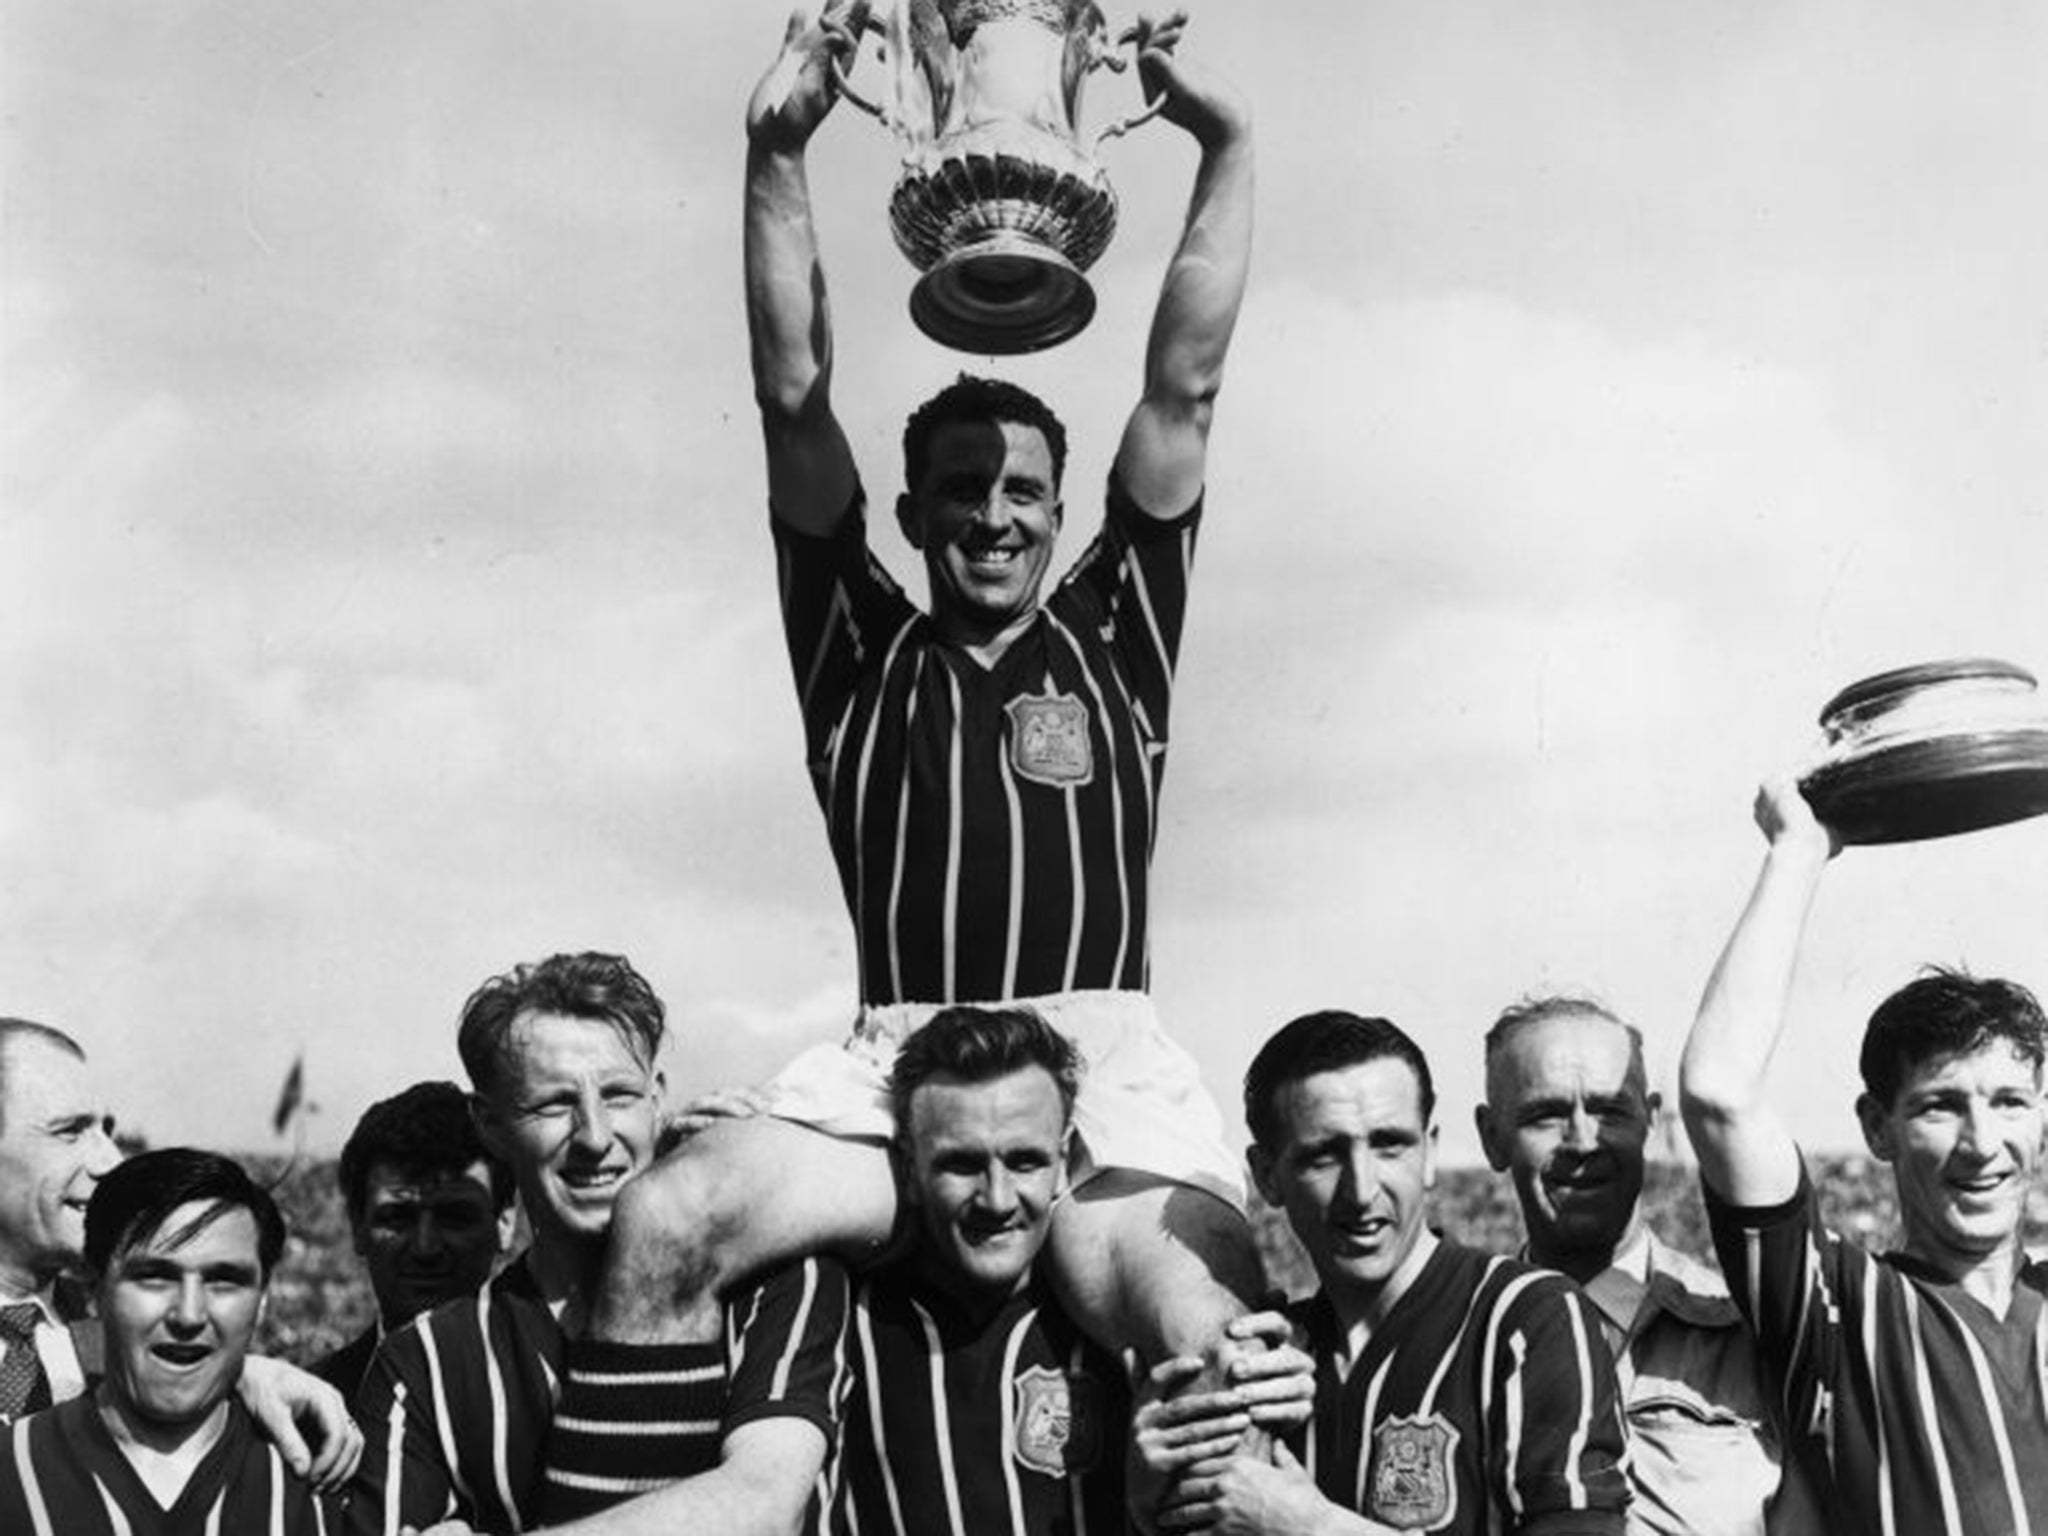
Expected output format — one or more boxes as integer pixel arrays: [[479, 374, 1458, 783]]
[[1474, 996, 1819, 1536], [0, 1017, 359, 1487]]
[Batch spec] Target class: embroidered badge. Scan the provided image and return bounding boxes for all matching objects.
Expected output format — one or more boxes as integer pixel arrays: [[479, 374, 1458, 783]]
[[1368, 1413, 1460, 1531], [1006, 692, 1094, 787], [1013, 1365, 1105, 1477]]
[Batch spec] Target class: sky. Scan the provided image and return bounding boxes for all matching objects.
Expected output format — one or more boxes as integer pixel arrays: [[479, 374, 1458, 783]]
[[5, 0, 2047, 1166]]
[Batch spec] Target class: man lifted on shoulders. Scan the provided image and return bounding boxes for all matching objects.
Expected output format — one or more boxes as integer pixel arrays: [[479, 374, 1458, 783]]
[[591, 0, 1263, 1390]]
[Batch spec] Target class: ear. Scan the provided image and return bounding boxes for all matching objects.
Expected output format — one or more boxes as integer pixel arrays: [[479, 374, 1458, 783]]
[[1246, 1143, 1280, 1208], [1054, 1124, 1076, 1199], [1049, 497, 1064, 535], [1474, 1103, 1509, 1173], [1422, 1120, 1441, 1191], [896, 492, 924, 550], [470, 1093, 510, 1163], [1856, 1092, 1897, 1163]]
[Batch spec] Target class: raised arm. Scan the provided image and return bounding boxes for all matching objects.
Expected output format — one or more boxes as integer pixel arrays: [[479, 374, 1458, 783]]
[[1680, 775, 1842, 1207], [746, 3, 867, 536], [1110, 10, 1255, 519]]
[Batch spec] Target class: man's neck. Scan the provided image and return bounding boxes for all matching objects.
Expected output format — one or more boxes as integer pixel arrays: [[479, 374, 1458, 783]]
[[932, 605, 1038, 667], [1900, 1230, 2028, 1317], [1325, 1229, 1440, 1355], [1530, 1216, 1645, 1286], [909, 1251, 1030, 1330], [527, 1230, 604, 1325], [0, 1257, 51, 1301], [96, 1383, 231, 1484]]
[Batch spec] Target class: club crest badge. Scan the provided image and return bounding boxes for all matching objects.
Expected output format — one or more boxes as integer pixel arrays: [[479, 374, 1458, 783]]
[[1012, 1365, 1105, 1477], [1368, 1413, 1459, 1531], [1006, 692, 1094, 788]]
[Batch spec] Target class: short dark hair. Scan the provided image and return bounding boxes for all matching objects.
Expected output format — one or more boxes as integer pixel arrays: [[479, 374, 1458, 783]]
[[85, 1148, 287, 1280], [339, 1080, 514, 1223], [889, 1005, 1082, 1134], [1860, 968, 2048, 1108], [902, 375, 1069, 493], [1244, 1010, 1436, 1152], [457, 952, 666, 1098], [0, 1018, 86, 1137]]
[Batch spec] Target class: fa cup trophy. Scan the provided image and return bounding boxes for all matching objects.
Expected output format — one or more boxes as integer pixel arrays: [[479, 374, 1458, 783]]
[[1798, 657, 2048, 843], [834, 0, 1168, 354]]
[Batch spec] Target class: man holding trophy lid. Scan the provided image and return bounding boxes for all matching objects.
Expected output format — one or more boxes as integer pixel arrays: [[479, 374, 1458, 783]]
[[575, 0, 1266, 1451]]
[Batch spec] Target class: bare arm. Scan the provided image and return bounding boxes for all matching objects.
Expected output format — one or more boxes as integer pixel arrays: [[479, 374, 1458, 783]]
[[1111, 10, 1255, 518], [1680, 775, 1842, 1207], [746, 4, 867, 536]]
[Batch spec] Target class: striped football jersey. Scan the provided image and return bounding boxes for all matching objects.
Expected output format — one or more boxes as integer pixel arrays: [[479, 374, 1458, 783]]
[[1289, 1240, 1630, 1536], [775, 478, 1198, 1006], [1707, 1165, 2048, 1536], [2, 1396, 341, 1536], [348, 1254, 848, 1535], [825, 1269, 1128, 1536]]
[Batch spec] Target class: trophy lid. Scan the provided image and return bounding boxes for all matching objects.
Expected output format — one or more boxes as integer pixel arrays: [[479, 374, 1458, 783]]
[[1817, 657, 2038, 728], [1800, 656, 2048, 844]]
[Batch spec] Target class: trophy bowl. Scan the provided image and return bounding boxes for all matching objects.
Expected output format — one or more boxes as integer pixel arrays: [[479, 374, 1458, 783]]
[[837, 0, 1162, 354], [1798, 658, 2048, 844]]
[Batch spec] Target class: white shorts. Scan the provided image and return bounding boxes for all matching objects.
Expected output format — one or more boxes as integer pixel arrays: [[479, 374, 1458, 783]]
[[763, 990, 1246, 1214]]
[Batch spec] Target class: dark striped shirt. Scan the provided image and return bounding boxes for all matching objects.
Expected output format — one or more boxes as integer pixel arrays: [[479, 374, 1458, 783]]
[[1707, 1163, 2048, 1536], [349, 1255, 850, 1535], [775, 478, 1198, 1005], [1289, 1240, 1630, 1536], [825, 1269, 1127, 1536], [2, 1396, 341, 1536]]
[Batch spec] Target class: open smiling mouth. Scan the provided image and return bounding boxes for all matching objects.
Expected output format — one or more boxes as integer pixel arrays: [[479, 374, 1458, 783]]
[[151, 1344, 213, 1368]]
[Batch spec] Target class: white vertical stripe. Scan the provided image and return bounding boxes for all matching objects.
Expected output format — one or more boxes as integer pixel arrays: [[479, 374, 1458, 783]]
[[314, 1489, 328, 1536], [771, 1260, 821, 1400], [476, 1289, 523, 1532], [1859, 1259, 1894, 1536], [13, 1419, 54, 1536], [1059, 783, 1084, 993], [1560, 1296, 1595, 1510], [853, 620, 916, 998], [417, 1317, 475, 1509], [1352, 1352, 1395, 1513], [939, 666, 962, 1001], [914, 1301, 968, 1536], [1900, 1286, 1959, 1530], [798, 579, 853, 715], [998, 748, 1025, 999], [1945, 1301, 2028, 1535], [1122, 548, 1174, 690], [1046, 613, 1130, 983], [854, 1293, 910, 1536], [268, 1442, 286, 1536], [996, 1311, 1033, 1536], [879, 647, 923, 1002], [96, 1475, 134, 1536], [1501, 1332, 1529, 1520], [382, 1384, 410, 1536]]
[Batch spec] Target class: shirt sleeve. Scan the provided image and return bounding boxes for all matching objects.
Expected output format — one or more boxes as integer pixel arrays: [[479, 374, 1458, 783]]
[[1055, 473, 1201, 742], [346, 1330, 461, 1536], [1704, 1159, 1843, 1449], [1489, 1278, 1632, 1536], [722, 1256, 853, 1440], [771, 490, 920, 774]]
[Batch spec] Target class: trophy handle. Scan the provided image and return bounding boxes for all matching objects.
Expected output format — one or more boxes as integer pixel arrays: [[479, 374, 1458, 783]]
[[831, 43, 889, 126], [1089, 31, 1168, 144]]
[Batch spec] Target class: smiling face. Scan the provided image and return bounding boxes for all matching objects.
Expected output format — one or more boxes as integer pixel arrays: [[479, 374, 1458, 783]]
[[1249, 1057, 1439, 1314], [475, 1011, 664, 1249], [1860, 1037, 2045, 1275], [896, 419, 1063, 646], [354, 1158, 511, 1326], [1476, 1011, 1656, 1280], [0, 1033, 122, 1293], [100, 1203, 265, 1444], [903, 1066, 1069, 1303]]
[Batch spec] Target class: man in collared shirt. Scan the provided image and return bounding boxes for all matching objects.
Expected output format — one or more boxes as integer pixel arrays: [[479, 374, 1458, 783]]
[[0, 1018, 119, 1426], [1475, 996, 1820, 1536], [0, 1016, 363, 1485]]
